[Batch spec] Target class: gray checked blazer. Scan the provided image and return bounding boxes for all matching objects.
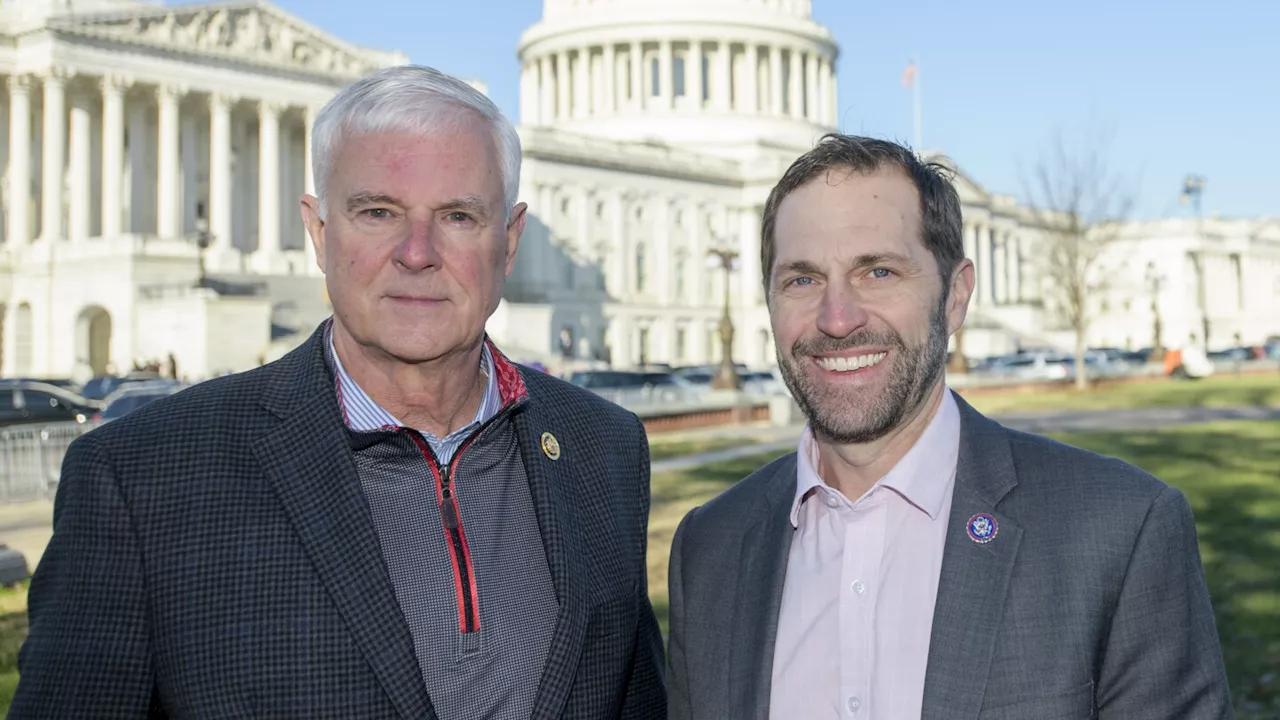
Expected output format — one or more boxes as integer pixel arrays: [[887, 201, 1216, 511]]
[[667, 391, 1233, 720], [12, 322, 666, 719]]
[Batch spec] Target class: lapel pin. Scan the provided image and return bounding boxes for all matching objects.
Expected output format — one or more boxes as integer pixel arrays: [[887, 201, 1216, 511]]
[[540, 432, 561, 461], [967, 513, 998, 544]]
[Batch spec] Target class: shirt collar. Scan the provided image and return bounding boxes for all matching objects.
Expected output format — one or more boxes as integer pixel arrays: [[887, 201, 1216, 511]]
[[326, 322, 504, 437], [789, 388, 962, 527]]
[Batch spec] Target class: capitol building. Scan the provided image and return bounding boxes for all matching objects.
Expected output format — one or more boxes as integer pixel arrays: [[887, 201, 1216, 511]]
[[0, 0, 1276, 381]]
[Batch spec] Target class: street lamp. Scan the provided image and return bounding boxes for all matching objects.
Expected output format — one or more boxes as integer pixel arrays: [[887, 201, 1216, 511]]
[[706, 245, 741, 390], [1144, 261, 1165, 362], [1180, 175, 1210, 350], [192, 217, 214, 289]]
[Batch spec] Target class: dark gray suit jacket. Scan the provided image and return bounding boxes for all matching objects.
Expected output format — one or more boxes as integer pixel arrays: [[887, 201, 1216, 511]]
[[667, 392, 1232, 720], [13, 324, 666, 719]]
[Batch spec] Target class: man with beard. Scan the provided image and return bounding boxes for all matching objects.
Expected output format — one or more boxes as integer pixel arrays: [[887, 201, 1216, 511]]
[[665, 134, 1231, 720]]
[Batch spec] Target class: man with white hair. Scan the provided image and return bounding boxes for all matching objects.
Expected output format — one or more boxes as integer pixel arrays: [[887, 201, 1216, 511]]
[[13, 65, 666, 719]]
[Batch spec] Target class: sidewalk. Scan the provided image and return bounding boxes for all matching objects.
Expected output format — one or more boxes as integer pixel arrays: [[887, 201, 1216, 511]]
[[0, 500, 55, 575]]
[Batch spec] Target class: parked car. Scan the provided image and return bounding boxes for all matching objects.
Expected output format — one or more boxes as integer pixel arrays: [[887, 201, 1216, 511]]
[[96, 381, 185, 422], [566, 370, 699, 404], [0, 380, 104, 427], [79, 371, 165, 400]]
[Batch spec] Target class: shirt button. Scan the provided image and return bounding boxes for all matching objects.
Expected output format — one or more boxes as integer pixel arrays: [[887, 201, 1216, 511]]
[[852, 580, 867, 595], [847, 696, 861, 714], [824, 494, 840, 509]]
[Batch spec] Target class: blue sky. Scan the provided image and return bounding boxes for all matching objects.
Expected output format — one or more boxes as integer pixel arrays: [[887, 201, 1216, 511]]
[[275, 0, 1277, 220]]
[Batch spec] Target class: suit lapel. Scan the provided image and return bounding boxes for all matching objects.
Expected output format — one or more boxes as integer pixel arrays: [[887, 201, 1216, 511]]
[[253, 329, 434, 720], [512, 396, 590, 720], [921, 393, 1023, 720], [729, 456, 797, 720]]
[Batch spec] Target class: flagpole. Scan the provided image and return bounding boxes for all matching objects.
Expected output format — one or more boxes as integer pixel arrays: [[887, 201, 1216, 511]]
[[912, 57, 922, 151]]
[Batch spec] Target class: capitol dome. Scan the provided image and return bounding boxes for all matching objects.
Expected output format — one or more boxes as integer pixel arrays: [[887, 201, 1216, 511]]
[[516, 0, 839, 153]]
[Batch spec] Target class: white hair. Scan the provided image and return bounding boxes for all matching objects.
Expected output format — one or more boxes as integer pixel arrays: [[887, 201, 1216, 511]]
[[311, 64, 522, 221]]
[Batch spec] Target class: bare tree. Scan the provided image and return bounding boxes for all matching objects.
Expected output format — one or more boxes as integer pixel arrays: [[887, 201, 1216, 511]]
[[1023, 127, 1136, 390]]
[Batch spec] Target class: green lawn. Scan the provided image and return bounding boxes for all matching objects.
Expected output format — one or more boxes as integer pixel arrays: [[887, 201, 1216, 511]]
[[647, 420, 1280, 718], [959, 372, 1280, 416]]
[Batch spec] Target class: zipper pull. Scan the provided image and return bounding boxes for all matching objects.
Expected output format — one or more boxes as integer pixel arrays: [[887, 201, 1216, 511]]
[[438, 463, 459, 529], [441, 498, 460, 530]]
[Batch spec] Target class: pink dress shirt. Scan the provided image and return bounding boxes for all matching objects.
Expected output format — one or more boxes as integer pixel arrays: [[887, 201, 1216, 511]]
[[769, 390, 961, 719]]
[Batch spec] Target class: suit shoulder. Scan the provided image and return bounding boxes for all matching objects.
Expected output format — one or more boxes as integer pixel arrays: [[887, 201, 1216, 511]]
[[681, 452, 797, 538], [81, 366, 275, 445], [1004, 425, 1171, 508]]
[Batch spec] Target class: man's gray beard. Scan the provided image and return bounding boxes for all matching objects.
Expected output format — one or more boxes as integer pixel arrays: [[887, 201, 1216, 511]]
[[777, 292, 950, 445]]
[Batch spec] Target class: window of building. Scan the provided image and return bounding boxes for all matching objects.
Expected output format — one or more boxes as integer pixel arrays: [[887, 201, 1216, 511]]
[[674, 257, 686, 299], [674, 56, 686, 97], [651, 58, 660, 97], [635, 244, 647, 292], [638, 327, 650, 366], [675, 327, 687, 362], [702, 55, 711, 103]]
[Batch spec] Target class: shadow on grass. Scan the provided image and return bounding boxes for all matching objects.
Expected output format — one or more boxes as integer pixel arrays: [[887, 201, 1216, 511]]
[[1052, 423, 1280, 718]]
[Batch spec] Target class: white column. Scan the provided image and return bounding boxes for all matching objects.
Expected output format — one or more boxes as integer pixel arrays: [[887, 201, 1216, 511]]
[[827, 60, 839, 126], [1008, 234, 1018, 301], [804, 52, 818, 122], [654, 196, 671, 303], [744, 44, 759, 114], [687, 41, 702, 110], [537, 56, 552, 125], [7, 75, 33, 245], [688, 201, 704, 305], [576, 186, 592, 258], [40, 69, 67, 242], [715, 42, 732, 112], [68, 89, 93, 241], [739, 205, 762, 305], [519, 62, 535, 125], [975, 224, 992, 306], [610, 192, 628, 298], [630, 42, 644, 110], [768, 46, 784, 116], [537, 183, 557, 294], [256, 99, 281, 269], [1004, 233, 1019, 304], [303, 104, 319, 273], [208, 93, 233, 254], [573, 48, 589, 119], [787, 49, 802, 119], [556, 50, 570, 120], [100, 75, 127, 238], [602, 43, 616, 116], [658, 40, 673, 111], [156, 84, 182, 239], [817, 57, 832, 126]]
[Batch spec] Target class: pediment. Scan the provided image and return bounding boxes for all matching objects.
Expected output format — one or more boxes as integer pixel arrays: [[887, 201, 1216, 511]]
[[48, 1, 401, 79]]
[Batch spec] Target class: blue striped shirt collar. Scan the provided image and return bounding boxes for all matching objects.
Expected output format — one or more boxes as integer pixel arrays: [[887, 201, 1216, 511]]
[[326, 324, 503, 449]]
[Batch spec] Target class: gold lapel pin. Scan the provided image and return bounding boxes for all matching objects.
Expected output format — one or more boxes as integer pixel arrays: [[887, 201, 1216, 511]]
[[540, 432, 561, 461]]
